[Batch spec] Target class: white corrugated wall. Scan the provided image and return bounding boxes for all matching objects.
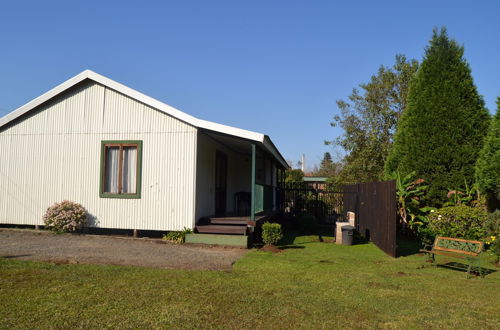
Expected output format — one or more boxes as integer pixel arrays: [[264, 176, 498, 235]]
[[0, 81, 197, 231]]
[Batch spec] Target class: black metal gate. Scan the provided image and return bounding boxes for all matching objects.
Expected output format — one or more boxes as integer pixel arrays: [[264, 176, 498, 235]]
[[277, 182, 357, 224]]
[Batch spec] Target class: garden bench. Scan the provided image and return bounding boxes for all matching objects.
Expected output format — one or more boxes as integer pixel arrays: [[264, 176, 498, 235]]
[[420, 236, 484, 278]]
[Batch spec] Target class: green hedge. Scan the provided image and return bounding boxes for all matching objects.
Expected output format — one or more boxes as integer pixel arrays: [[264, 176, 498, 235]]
[[428, 205, 488, 240]]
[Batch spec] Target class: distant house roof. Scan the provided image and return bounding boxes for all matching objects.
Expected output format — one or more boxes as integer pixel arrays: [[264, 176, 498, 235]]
[[303, 176, 328, 182], [0, 70, 288, 168]]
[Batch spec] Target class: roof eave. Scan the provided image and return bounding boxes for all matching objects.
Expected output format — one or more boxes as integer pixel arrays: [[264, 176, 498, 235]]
[[0, 70, 90, 127], [0, 70, 289, 168]]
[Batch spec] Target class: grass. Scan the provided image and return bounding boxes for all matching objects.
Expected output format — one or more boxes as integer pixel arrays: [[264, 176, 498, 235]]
[[1, 231, 499, 329]]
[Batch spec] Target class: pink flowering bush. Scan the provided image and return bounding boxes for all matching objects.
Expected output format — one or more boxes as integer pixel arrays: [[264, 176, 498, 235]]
[[43, 200, 88, 233]]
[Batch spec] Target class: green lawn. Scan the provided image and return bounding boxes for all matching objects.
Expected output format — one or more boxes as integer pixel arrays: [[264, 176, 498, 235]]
[[1, 233, 499, 329]]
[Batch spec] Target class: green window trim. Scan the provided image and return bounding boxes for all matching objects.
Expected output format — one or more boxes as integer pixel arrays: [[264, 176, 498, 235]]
[[99, 140, 143, 199]]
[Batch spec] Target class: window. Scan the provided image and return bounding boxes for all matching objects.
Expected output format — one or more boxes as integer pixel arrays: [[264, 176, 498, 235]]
[[100, 141, 142, 198]]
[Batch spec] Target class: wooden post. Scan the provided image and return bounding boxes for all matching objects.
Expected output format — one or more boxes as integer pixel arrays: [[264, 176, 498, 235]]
[[35, 225, 40, 230], [250, 144, 256, 222], [133, 229, 138, 238]]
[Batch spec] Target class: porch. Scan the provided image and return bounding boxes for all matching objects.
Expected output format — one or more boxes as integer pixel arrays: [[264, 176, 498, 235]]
[[191, 129, 288, 246]]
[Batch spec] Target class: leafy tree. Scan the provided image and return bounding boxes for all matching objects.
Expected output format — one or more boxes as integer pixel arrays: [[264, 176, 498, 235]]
[[284, 169, 304, 182], [385, 28, 490, 205], [475, 97, 500, 209], [328, 54, 419, 183]]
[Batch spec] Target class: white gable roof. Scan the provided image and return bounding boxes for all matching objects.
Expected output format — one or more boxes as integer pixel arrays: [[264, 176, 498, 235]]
[[0, 70, 288, 168]]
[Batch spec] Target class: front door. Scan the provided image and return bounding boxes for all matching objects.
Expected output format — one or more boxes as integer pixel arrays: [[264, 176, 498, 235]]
[[215, 151, 227, 216]]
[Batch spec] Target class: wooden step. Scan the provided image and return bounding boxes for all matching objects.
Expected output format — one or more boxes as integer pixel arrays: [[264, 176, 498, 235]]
[[207, 214, 270, 226], [195, 224, 247, 235], [209, 217, 249, 225]]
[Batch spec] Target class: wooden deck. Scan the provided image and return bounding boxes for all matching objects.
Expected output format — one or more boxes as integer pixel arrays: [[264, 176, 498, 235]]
[[195, 214, 271, 235], [209, 215, 269, 225]]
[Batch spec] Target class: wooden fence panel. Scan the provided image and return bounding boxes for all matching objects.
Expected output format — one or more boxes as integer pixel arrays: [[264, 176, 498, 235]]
[[343, 180, 397, 257]]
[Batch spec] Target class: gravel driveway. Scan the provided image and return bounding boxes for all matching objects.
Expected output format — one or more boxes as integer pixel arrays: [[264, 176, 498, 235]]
[[0, 229, 247, 270]]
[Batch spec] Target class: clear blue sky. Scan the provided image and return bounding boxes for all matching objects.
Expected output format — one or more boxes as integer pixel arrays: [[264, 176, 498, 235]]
[[1, 0, 498, 170]]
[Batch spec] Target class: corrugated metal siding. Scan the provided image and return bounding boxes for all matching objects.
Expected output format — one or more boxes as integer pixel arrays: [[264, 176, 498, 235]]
[[0, 82, 197, 231]]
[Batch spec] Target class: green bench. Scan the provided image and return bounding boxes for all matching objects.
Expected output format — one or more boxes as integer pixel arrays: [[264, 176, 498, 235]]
[[420, 236, 484, 278]]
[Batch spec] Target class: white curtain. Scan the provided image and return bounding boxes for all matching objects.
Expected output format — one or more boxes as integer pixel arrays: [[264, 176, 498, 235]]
[[105, 147, 119, 193], [122, 147, 137, 193]]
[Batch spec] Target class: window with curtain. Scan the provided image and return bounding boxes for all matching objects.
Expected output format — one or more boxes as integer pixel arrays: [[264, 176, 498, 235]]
[[100, 141, 142, 198]]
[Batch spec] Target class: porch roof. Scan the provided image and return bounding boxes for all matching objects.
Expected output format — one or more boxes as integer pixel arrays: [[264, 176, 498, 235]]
[[201, 129, 288, 168], [0, 70, 289, 169]]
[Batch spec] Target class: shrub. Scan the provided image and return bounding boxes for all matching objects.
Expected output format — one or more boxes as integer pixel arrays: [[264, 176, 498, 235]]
[[427, 205, 488, 240], [262, 222, 283, 246], [296, 213, 319, 233], [43, 200, 87, 233], [484, 210, 500, 237], [163, 227, 192, 244], [416, 224, 436, 246], [483, 210, 500, 261]]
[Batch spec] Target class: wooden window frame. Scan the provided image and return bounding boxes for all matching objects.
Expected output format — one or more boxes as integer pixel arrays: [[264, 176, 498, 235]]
[[99, 140, 143, 199]]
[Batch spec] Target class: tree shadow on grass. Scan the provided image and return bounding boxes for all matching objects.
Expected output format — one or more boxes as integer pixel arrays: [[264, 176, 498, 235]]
[[316, 225, 336, 242], [437, 261, 497, 277], [278, 226, 336, 249], [353, 234, 370, 245], [278, 230, 300, 248], [397, 236, 423, 257]]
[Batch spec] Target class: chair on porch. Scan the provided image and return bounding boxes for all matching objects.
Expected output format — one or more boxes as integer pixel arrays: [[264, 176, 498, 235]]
[[235, 192, 250, 216]]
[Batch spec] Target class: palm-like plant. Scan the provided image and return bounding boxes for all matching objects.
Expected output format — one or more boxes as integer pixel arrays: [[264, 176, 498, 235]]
[[445, 180, 483, 208], [394, 171, 431, 234]]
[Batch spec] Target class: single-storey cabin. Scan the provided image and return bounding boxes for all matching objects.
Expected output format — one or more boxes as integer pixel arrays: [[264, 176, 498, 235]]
[[303, 176, 328, 190], [0, 70, 288, 243]]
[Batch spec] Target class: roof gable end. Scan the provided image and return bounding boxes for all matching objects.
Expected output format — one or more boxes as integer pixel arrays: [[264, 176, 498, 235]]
[[0, 70, 287, 168]]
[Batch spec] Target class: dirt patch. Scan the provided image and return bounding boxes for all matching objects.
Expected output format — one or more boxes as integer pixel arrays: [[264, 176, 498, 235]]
[[0, 229, 247, 270], [260, 244, 281, 253], [395, 271, 407, 276]]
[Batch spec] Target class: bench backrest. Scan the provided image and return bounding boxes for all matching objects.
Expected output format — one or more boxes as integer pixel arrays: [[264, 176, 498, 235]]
[[433, 237, 483, 256]]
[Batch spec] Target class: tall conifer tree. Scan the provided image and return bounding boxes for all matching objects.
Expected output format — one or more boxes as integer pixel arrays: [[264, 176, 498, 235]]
[[475, 97, 500, 208], [385, 28, 490, 204], [316, 152, 338, 177]]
